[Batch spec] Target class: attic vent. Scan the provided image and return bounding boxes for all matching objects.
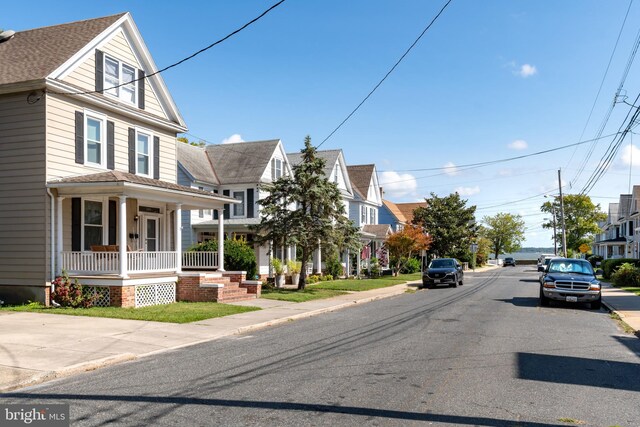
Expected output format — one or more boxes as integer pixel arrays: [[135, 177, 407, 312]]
[[0, 30, 15, 44]]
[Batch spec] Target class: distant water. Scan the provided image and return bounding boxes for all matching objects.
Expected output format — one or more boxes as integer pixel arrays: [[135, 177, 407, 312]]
[[490, 250, 555, 261]]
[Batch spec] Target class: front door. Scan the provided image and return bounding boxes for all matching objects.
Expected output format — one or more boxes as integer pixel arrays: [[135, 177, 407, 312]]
[[143, 216, 159, 252]]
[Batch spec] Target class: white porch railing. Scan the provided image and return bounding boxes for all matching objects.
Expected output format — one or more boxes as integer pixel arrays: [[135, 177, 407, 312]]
[[182, 251, 219, 270], [62, 251, 178, 275]]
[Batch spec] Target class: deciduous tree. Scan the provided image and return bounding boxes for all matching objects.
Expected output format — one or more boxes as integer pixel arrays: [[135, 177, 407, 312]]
[[480, 213, 526, 261], [384, 225, 432, 276]]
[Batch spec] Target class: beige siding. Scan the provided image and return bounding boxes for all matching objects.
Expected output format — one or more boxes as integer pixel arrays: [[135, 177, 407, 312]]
[[46, 94, 177, 183], [63, 30, 168, 120], [0, 93, 48, 287]]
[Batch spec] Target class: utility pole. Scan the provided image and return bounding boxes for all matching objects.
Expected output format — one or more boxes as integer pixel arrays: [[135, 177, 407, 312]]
[[550, 205, 558, 256], [558, 169, 568, 257]]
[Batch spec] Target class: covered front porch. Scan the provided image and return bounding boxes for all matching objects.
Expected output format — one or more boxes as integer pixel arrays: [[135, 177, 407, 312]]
[[47, 172, 243, 306]]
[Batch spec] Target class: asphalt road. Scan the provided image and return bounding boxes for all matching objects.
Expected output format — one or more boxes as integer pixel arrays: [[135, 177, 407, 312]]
[[4, 266, 640, 426]]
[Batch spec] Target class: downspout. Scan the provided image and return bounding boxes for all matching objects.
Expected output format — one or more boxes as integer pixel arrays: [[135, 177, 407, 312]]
[[46, 187, 56, 288]]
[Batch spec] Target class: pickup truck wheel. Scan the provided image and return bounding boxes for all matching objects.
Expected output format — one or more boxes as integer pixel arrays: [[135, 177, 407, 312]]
[[591, 297, 602, 310], [539, 289, 550, 307], [458, 280, 464, 286]]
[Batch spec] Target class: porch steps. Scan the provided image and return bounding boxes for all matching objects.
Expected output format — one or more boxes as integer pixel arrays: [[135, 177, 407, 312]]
[[216, 281, 256, 303]]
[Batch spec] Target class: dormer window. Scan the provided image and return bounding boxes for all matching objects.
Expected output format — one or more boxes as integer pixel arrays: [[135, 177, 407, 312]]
[[104, 55, 137, 105], [271, 158, 283, 180]]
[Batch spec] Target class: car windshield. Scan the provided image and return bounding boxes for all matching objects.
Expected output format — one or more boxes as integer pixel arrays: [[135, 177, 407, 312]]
[[548, 260, 594, 275], [429, 259, 455, 269]]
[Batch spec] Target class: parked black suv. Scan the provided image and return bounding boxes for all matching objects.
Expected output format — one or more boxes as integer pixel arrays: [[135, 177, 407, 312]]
[[422, 258, 464, 289], [539, 258, 603, 309]]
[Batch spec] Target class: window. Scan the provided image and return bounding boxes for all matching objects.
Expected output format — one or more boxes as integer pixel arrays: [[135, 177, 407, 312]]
[[136, 129, 152, 177], [85, 113, 106, 167], [361, 206, 366, 224], [198, 187, 204, 218], [233, 191, 245, 217], [104, 55, 137, 104], [334, 164, 339, 183], [83, 200, 103, 250], [370, 208, 376, 225], [271, 158, 283, 180]]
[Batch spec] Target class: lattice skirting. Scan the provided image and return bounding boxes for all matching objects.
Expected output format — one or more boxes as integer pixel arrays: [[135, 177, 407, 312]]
[[84, 286, 111, 307], [135, 283, 176, 308]]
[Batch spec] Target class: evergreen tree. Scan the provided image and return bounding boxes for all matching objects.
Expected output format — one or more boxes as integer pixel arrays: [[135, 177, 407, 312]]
[[254, 136, 360, 289]]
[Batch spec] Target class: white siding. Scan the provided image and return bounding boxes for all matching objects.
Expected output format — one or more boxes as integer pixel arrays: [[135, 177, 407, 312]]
[[0, 93, 48, 288]]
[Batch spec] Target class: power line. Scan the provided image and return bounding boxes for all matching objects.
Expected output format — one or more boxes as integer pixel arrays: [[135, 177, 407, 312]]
[[48, 0, 286, 97], [316, 0, 453, 149]]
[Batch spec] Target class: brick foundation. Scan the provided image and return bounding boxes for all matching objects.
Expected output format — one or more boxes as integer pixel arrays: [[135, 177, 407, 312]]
[[177, 273, 258, 303], [109, 286, 136, 307]]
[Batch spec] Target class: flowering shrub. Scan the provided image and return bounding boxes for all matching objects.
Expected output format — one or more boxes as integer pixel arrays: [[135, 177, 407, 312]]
[[51, 271, 97, 308], [612, 262, 640, 287]]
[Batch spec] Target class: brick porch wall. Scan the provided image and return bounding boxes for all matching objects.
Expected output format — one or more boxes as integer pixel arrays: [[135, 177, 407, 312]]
[[176, 274, 222, 302], [109, 286, 136, 307]]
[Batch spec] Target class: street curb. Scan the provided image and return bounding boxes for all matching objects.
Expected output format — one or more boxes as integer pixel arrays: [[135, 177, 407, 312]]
[[602, 299, 639, 334], [0, 353, 136, 393], [1, 283, 411, 393]]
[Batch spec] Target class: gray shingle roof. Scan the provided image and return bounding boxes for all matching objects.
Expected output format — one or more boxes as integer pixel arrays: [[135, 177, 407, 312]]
[[205, 140, 280, 184], [347, 164, 375, 199], [0, 13, 125, 86], [177, 142, 219, 185], [287, 149, 341, 178], [362, 224, 391, 240]]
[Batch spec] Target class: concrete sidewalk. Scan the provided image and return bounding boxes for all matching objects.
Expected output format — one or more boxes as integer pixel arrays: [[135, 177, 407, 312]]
[[2, 265, 637, 393]]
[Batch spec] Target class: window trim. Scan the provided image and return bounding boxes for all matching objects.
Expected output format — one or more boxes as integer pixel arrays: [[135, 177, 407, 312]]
[[271, 158, 283, 181], [84, 110, 107, 168], [103, 54, 138, 105], [232, 190, 246, 218], [81, 198, 106, 251], [135, 127, 153, 178]]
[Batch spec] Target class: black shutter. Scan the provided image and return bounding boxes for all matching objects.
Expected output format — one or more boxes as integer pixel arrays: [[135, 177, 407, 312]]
[[128, 128, 136, 173], [71, 198, 82, 251], [75, 111, 84, 164], [95, 50, 104, 93], [108, 200, 117, 245], [247, 188, 255, 218], [138, 69, 145, 109], [223, 189, 230, 219], [107, 121, 115, 170], [153, 136, 160, 179]]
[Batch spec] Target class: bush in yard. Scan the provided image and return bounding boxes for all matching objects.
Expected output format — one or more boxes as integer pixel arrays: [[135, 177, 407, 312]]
[[611, 262, 640, 287], [51, 271, 96, 308], [189, 239, 257, 279], [307, 275, 321, 284], [325, 254, 343, 278], [400, 257, 421, 274], [601, 258, 640, 279]]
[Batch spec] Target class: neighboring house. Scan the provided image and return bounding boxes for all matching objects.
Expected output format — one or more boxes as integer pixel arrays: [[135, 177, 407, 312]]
[[379, 199, 408, 232], [0, 14, 237, 306], [178, 139, 294, 277], [288, 149, 355, 273], [346, 164, 385, 274], [395, 202, 428, 225], [628, 185, 640, 259], [593, 201, 626, 260]]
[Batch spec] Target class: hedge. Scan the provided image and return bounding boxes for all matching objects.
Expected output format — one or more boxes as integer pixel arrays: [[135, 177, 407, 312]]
[[601, 258, 640, 279]]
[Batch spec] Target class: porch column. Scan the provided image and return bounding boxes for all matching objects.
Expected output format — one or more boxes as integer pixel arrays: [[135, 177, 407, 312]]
[[217, 208, 225, 271], [56, 196, 64, 276], [119, 196, 128, 278], [175, 204, 182, 273]]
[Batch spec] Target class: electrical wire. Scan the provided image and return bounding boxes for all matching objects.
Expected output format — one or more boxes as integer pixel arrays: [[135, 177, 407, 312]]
[[316, 0, 453, 149], [48, 0, 286, 97]]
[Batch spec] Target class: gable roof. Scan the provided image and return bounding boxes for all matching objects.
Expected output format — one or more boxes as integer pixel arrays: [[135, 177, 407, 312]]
[[362, 224, 392, 240], [346, 164, 376, 199], [205, 140, 281, 185], [288, 149, 339, 178], [0, 14, 125, 87], [395, 202, 427, 224], [177, 142, 219, 186], [382, 200, 407, 223]]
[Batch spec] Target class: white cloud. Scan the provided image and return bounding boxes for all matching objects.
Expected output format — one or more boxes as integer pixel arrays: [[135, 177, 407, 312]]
[[517, 64, 537, 77], [454, 186, 480, 196], [221, 134, 245, 144], [508, 139, 528, 150], [620, 143, 640, 167], [443, 161, 459, 176], [379, 171, 418, 199]]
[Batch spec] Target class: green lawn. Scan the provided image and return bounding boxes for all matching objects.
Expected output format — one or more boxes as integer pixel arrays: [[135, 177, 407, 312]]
[[311, 273, 421, 292], [1, 302, 261, 323], [618, 286, 640, 297], [261, 288, 348, 302]]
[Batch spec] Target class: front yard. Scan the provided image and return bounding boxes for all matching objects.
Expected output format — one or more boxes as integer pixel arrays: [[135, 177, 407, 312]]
[[1, 302, 261, 323]]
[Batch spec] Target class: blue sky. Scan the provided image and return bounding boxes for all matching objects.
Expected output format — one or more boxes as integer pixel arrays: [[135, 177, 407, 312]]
[[4, 0, 640, 247]]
